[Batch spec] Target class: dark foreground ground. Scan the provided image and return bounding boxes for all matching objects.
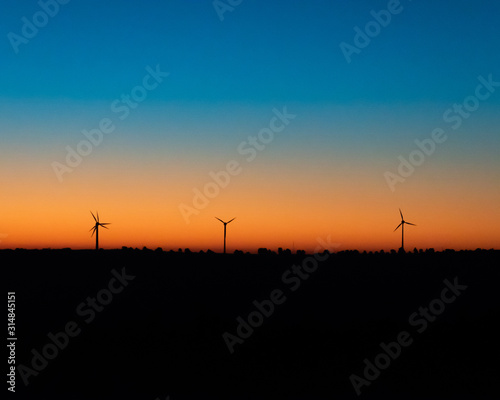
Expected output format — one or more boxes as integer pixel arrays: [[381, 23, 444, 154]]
[[3, 249, 500, 399]]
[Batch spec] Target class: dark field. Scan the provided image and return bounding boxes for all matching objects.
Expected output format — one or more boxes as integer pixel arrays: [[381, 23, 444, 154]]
[[4, 249, 500, 399]]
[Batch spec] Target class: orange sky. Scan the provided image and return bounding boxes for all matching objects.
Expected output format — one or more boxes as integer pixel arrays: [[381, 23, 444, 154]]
[[1, 147, 499, 252]]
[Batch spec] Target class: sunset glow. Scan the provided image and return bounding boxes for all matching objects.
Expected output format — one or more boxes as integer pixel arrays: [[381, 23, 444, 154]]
[[1, 0, 499, 252]]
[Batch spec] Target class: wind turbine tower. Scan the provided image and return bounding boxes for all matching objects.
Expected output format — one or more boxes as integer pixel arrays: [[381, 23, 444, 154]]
[[90, 211, 110, 250], [215, 217, 235, 254], [393, 209, 416, 251]]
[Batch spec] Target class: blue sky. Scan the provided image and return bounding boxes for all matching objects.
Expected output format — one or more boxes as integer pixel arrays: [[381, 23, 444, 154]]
[[2, 0, 500, 104], [2, 0, 500, 154]]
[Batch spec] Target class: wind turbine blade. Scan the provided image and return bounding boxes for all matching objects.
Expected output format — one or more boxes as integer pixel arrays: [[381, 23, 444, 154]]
[[90, 211, 97, 222], [227, 217, 236, 224], [393, 222, 402, 231], [100, 224, 109, 230], [100, 222, 110, 226], [399, 208, 403, 220], [406, 222, 416, 226], [215, 217, 224, 223], [96, 212, 100, 223]]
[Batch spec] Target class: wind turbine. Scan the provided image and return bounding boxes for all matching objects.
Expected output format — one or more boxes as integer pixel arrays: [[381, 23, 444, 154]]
[[215, 217, 235, 254], [393, 209, 416, 251], [90, 211, 110, 250]]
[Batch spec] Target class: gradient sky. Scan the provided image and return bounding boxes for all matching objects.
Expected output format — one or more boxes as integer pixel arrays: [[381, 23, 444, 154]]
[[1, 0, 499, 252]]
